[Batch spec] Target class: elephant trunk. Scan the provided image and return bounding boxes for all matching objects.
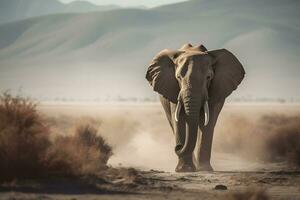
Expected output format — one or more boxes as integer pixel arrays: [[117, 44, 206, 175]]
[[174, 90, 210, 156], [183, 94, 202, 118], [176, 93, 201, 156]]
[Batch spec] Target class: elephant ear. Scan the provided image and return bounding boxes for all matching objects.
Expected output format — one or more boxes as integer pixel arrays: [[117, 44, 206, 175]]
[[208, 49, 245, 102], [146, 49, 181, 103]]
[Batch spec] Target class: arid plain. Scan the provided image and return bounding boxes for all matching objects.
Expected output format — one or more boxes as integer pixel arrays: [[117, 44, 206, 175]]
[[1, 103, 300, 200]]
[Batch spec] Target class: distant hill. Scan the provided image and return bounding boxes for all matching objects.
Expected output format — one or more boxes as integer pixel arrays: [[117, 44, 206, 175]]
[[0, 0, 120, 24], [0, 0, 299, 100]]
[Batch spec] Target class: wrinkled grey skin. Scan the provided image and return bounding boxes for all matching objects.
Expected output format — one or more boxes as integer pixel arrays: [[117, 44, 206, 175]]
[[146, 44, 245, 172]]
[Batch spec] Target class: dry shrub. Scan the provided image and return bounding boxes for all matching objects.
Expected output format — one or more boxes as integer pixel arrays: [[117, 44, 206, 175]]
[[45, 124, 112, 176], [0, 93, 113, 181], [263, 115, 300, 167], [215, 113, 300, 168], [0, 93, 50, 180], [226, 188, 269, 200]]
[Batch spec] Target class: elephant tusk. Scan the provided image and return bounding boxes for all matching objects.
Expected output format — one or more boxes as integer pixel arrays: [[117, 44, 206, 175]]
[[204, 101, 209, 126], [175, 94, 182, 122]]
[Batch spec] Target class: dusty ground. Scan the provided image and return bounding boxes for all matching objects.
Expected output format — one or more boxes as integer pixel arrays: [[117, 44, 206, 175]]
[[1, 103, 300, 199], [1, 170, 299, 199]]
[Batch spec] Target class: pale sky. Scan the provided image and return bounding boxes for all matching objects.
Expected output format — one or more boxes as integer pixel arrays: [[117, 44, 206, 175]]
[[59, 0, 187, 8]]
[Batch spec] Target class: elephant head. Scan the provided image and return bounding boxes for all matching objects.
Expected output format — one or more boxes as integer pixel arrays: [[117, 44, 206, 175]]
[[146, 44, 245, 156]]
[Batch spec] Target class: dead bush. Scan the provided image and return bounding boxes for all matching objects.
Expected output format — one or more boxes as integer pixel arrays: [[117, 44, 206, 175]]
[[0, 93, 113, 181], [263, 115, 300, 167], [0, 93, 50, 180], [45, 124, 112, 176]]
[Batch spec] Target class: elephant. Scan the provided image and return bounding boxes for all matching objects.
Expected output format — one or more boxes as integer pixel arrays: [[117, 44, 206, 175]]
[[145, 43, 245, 172]]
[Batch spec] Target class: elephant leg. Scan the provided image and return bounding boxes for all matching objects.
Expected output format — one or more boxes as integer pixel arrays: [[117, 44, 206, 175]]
[[196, 100, 224, 171], [159, 95, 195, 172], [170, 103, 196, 172]]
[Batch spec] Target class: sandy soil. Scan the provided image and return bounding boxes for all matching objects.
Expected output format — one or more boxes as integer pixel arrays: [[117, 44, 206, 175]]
[[1, 103, 300, 200]]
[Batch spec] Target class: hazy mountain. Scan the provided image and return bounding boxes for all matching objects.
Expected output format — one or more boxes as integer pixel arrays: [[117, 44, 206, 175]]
[[0, 0, 299, 101], [0, 0, 120, 24]]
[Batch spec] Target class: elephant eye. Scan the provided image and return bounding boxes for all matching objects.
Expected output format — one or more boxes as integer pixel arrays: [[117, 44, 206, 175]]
[[207, 75, 212, 88], [207, 71, 214, 81]]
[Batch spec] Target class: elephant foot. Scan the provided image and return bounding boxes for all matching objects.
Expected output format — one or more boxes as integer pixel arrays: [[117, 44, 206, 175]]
[[196, 163, 214, 171], [175, 156, 196, 172]]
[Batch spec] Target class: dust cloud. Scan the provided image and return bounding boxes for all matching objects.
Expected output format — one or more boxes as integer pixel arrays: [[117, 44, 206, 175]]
[[39, 104, 300, 172]]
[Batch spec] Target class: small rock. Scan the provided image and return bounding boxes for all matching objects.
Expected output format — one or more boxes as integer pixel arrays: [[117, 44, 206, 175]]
[[214, 184, 228, 190]]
